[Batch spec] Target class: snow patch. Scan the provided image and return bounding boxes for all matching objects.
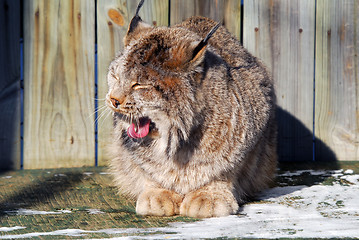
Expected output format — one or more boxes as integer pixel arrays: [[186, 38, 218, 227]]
[[0, 227, 26, 232], [87, 209, 105, 214], [341, 174, 359, 184], [2, 170, 359, 239], [53, 173, 67, 177], [278, 170, 328, 177], [4, 209, 71, 216], [0, 228, 152, 239]]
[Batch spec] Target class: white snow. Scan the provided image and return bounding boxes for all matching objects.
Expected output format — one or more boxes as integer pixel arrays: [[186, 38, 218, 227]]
[[87, 209, 105, 214], [0, 229, 150, 239], [341, 174, 359, 184], [1, 176, 12, 179], [4, 209, 71, 216], [0, 227, 26, 232], [278, 170, 328, 177], [1, 170, 359, 239], [53, 173, 67, 177]]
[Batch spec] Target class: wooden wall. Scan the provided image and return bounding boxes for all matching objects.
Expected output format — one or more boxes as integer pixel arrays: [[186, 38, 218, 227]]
[[244, 0, 316, 161], [23, 0, 95, 168], [315, 0, 359, 161], [0, 0, 358, 169]]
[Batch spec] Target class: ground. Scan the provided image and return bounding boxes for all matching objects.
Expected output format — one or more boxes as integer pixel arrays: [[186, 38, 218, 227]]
[[0, 162, 359, 239]]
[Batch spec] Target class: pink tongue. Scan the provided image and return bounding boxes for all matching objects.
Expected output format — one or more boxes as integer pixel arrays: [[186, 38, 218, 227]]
[[127, 118, 151, 139]]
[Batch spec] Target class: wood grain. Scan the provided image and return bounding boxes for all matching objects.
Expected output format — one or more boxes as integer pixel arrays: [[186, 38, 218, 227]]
[[244, 0, 316, 161], [315, 0, 359, 161], [0, 0, 21, 170], [170, 0, 241, 40], [23, 0, 95, 169], [97, 0, 169, 166], [170, 0, 224, 25]]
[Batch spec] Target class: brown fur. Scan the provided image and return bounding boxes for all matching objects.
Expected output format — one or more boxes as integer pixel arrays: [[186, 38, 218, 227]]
[[106, 12, 277, 218]]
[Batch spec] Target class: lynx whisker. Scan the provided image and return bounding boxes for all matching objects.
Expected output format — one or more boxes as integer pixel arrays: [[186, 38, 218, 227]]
[[97, 110, 112, 129], [89, 104, 108, 120], [93, 97, 107, 101], [95, 107, 111, 125]]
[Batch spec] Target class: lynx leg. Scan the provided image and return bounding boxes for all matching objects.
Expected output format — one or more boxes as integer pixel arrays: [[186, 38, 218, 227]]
[[136, 188, 183, 216], [180, 181, 239, 218]]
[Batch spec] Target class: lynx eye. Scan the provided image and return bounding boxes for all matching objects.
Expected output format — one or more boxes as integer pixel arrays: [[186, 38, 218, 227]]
[[131, 82, 140, 89], [131, 82, 149, 90]]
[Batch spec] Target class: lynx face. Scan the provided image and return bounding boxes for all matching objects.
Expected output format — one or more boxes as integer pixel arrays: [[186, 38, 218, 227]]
[[106, 27, 205, 141]]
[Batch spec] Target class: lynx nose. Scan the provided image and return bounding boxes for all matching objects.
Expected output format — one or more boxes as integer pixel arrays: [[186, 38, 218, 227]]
[[110, 97, 121, 108]]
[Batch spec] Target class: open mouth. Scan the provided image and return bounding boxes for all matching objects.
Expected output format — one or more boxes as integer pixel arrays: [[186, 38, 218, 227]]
[[127, 117, 152, 139]]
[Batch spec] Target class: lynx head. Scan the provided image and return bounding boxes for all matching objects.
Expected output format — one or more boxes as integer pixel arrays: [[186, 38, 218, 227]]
[[106, 0, 220, 142]]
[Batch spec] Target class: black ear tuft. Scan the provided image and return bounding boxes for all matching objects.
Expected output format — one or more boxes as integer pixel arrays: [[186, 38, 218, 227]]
[[203, 22, 221, 44], [191, 22, 221, 61], [128, 0, 145, 34], [135, 0, 145, 16], [124, 0, 152, 45]]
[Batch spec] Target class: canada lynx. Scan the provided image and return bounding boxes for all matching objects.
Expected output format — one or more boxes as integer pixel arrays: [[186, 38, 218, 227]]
[[106, 0, 277, 218]]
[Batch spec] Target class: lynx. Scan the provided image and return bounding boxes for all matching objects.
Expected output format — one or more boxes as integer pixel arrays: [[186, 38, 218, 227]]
[[106, 0, 277, 218]]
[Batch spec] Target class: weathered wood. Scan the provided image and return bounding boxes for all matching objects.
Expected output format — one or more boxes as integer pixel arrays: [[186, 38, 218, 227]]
[[170, 0, 224, 25], [244, 0, 316, 161], [97, 0, 131, 166], [315, 0, 359, 161], [97, 0, 169, 166], [23, 0, 95, 169], [170, 0, 241, 39], [0, 0, 21, 170], [223, 0, 242, 40]]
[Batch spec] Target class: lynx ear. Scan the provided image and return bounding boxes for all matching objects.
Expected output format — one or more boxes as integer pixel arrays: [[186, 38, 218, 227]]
[[166, 22, 221, 70], [124, 0, 152, 45], [189, 22, 221, 64]]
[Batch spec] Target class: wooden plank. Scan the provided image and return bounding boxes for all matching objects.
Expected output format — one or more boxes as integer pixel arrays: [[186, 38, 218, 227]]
[[170, 0, 224, 25], [23, 0, 95, 169], [0, 0, 21, 170], [97, 0, 169, 166], [223, 0, 242, 40], [170, 0, 241, 39], [315, 0, 359, 161], [244, 0, 316, 161], [97, 0, 130, 167]]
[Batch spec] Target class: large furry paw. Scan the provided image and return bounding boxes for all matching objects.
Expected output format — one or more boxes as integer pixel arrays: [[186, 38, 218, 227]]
[[180, 190, 239, 218], [136, 188, 183, 216]]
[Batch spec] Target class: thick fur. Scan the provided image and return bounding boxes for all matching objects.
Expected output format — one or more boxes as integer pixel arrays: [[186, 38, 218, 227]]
[[106, 16, 277, 218]]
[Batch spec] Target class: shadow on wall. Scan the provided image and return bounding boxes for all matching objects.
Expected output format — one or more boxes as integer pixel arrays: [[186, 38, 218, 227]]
[[276, 107, 337, 163], [0, 0, 21, 172]]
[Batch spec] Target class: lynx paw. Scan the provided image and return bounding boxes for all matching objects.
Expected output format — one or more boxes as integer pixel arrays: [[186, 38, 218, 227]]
[[180, 190, 238, 218], [136, 188, 183, 216]]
